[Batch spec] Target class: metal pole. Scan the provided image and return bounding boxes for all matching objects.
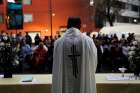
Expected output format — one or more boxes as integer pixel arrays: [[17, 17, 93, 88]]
[[139, 0, 140, 23], [4, 0, 7, 30], [49, 0, 53, 40]]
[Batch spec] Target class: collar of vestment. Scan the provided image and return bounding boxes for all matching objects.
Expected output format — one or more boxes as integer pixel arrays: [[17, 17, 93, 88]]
[[64, 27, 81, 37]]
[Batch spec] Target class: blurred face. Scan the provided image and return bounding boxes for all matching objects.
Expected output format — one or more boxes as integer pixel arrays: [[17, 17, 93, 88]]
[[26, 32, 28, 35], [3, 33, 8, 40], [39, 42, 44, 48], [23, 40, 26, 45], [12, 34, 16, 38]]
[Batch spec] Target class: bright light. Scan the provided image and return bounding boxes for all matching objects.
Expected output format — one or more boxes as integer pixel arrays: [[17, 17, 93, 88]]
[[7, 16, 10, 20], [52, 13, 56, 17], [82, 24, 87, 28], [45, 29, 49, 32], [7, 0, 15, 3], [90, 0, 94, 6], [133, 19, 137, 23]]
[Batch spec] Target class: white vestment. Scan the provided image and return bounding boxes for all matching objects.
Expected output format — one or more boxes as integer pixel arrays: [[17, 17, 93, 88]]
[[52, 28, 97, 93]]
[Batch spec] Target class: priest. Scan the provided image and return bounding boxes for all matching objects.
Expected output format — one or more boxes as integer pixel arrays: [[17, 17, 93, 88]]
[[52, 17, 97, 93]]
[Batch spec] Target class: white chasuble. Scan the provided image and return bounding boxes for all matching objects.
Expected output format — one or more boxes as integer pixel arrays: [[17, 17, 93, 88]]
[[52, 28, 97, 93]]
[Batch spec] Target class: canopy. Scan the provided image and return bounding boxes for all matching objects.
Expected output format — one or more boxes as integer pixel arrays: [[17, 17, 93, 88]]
[[100, 24, 140, 40]]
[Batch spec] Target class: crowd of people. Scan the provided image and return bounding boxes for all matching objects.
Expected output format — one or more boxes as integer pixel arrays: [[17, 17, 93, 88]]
[[0, 30, 139, 73], [0, 31, 59, 73], [92, 33, 139, 73]]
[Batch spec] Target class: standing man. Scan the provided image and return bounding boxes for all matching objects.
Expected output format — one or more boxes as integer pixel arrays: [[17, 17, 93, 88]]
[[25, 32, 32, 47], [34, 33, 41, 45], [52, 17, 97, 93]]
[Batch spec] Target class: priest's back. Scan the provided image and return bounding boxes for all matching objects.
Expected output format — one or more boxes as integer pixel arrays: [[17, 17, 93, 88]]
[[52, 17, 97, 93], [63, 28, 82, 93]]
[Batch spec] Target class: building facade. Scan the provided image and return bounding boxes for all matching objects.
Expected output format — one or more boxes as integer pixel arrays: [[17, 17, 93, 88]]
[[0, 0, 96, 38], [116, 0, 140, 23]]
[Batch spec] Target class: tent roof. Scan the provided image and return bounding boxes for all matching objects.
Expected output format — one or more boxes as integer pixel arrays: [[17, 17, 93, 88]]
[[100, 25, 140, 35], [100, 24, 140, 40]]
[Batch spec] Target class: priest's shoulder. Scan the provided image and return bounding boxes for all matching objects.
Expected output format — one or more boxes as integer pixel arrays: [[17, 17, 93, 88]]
[[84, 35, 97, 51], [83, 34, 93, 42], [54, 37, 64, 45]]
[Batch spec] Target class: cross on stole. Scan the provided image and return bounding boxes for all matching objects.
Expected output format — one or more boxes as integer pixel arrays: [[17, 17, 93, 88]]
[[68, 44, 80, 78]]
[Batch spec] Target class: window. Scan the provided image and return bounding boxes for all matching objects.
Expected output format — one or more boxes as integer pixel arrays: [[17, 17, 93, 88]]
[[131, 5, 139, 12], [114, 1, 125, 9], [0, 14, 3, 23], [24, 14, 33, 23], [125, 3, 132, 10], [117, 16, 130, 23], [23, 0, 32, 5]]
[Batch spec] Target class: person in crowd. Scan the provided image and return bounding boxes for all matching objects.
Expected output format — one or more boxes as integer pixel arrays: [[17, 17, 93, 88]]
[[16, 32, 23, 44], [96, 40, 103, 72], [43, 36, 55, 73], [34, 33, 41, 45], [10, 33, 17, 47], [19, 39, 32, 72], [0, 31, 4, 42], [122, 42, 130, 57], [102, 40, 112, 72], [120, 34, 126, 45], [1, 32, 10, 43], [25, 32, 32, 47], [127, 33, 135, 43], [122, 42, 130, 70], [43, 36, 51, 48], [32, 42, 48, 73], [58, 34, 61, 38], [92, 34, 96, 41], [43, 36, 48, 45]]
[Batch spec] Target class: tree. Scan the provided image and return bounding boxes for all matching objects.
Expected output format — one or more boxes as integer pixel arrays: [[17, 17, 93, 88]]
[[94, 0, 123, 27]]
